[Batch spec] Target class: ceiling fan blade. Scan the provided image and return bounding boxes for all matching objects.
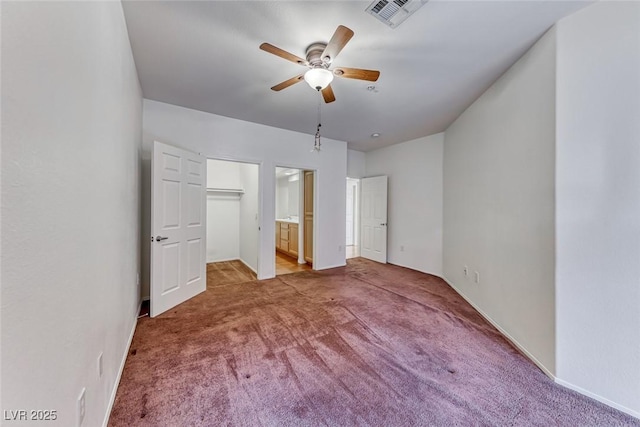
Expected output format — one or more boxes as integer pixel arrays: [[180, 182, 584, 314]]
[[333, 67, 380, 82], [271, 74, 305, 91], [322, 85, 336, 103], [260, 43, 308, 66], [321, 25, 354, 62]]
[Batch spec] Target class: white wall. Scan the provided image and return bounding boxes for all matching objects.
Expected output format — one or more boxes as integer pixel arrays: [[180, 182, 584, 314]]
[[443, 28, 557, 375], [207, 158, 241, 189], [275, 175, 289, 219], [276, 172, 300, 219], [2, 2, 142, 426], [206, 194, 240, 263], [365, 134, 444, 276], [555, 2, 640, 416], [287, 175, 300, 218], [142, 99, 347, 282], [239, 163, 260, 272], [347, 149, 366, 178]]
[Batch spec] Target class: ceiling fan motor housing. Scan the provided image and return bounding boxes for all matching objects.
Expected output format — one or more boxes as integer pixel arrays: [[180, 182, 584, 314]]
[[305, 43, 330, 68]]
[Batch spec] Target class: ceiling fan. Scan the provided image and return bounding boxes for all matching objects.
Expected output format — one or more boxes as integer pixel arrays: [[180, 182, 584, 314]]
[[260, 25, 380, 103]]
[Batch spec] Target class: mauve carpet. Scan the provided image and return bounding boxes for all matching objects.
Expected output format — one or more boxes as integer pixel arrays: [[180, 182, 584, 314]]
[[109, 259, 639, 426]]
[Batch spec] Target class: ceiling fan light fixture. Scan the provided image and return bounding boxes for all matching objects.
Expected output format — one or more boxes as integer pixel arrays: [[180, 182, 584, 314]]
[[304, 68, 334, 91], [260, 25, 379, 103]]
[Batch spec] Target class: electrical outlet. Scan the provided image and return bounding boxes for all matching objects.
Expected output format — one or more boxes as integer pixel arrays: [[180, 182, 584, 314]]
[[136, 273, 140, 286], [475, 271, 480, 284], [463, 265, 468, 277], [97, 353, 103, 378], [77, 388, 86, 427], [400, 245, 405, 252], [338, 245, 342, 252]]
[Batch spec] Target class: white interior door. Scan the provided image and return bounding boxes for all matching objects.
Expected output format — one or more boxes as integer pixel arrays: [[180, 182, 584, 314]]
[[151, 141, 206, 317], [360, 175, 388, 263]]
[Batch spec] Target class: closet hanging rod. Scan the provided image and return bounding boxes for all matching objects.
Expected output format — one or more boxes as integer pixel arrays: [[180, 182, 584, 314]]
[[206, 187, 245, 194]]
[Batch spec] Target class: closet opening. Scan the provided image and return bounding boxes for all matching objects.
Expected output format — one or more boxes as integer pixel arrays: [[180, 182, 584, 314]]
[[206, 159, 260, 285]]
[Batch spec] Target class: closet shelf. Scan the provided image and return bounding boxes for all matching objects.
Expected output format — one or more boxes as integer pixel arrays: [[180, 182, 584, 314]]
[[207, 187, 245, 194]]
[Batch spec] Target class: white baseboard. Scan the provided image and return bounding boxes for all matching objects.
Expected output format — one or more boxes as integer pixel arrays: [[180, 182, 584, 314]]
[[554, 378, 640, 420], [388, 261, 442, 278], [441, 275, 555, 380], [102, 301, 140, 427], [239, 258, 257, 275], [206, 257, 240, 264], [317, 263, 347, 270]]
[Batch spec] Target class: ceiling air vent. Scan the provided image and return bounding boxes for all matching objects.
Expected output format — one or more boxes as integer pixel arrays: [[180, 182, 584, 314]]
[[365, 0, 428, 28]]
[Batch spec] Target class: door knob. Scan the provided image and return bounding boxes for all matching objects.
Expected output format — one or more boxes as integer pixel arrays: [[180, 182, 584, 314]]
[[156, 236, 168, 242]]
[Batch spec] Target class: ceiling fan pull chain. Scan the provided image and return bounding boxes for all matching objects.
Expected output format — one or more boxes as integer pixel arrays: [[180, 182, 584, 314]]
[[314, 91, 322, 152]]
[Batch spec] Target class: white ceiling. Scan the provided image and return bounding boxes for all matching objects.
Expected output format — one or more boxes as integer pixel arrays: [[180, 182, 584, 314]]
[[122, 1, 588, 152]]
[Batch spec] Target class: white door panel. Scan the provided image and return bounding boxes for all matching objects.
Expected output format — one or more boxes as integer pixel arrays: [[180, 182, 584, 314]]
[[186, 188, 202, 228], [152, 141, 206, 317], [161, 243, 180, 294], [186, 238, 202, 284], [361, 176, 387, 263], [162, 180, 181, 228]]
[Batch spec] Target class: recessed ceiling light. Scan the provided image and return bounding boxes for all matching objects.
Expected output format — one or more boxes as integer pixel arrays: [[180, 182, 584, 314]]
[[371, 133, 381, 138]]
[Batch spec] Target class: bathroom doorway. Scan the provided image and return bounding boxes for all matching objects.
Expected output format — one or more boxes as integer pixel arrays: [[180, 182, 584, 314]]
[[274, 167, 314, 276]]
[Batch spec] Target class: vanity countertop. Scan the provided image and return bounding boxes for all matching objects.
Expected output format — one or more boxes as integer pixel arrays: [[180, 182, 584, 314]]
[[276, 218, 299, 224]]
